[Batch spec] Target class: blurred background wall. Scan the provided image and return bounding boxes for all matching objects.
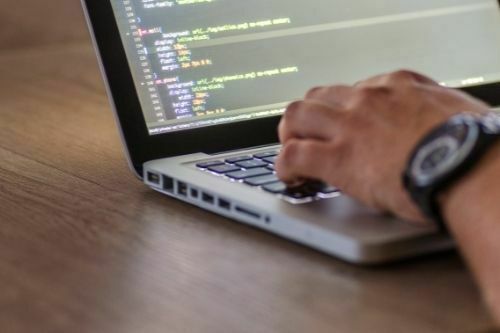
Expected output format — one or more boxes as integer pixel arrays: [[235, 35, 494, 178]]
[[0, 0, 88, 49]]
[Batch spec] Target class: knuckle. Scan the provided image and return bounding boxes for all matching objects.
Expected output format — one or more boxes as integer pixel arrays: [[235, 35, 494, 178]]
[[389, 69, 417, 83], [357, 87, 375, 101], [353, 86, 391, 105], [328, 84, 352, 95], [280, 140, 301, 164], [305, 86, 326, 99], [301, 141, 318, 159], [282, 101, 302, 125]]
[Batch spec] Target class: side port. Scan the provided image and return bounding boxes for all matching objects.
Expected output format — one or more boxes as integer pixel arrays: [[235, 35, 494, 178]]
[[202, 192, 215, 205], [190, 188, 199, 199], [177, 181, 188, 197], [235, 206, 261, 220], [162, 175, 174, 193], [146, 172, 160, 185], [218, 198, 231, 210]]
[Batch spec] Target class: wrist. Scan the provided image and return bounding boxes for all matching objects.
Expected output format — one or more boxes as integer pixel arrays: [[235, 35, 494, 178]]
[[440, 141, 500, 232], [438, 141, 500, 321]]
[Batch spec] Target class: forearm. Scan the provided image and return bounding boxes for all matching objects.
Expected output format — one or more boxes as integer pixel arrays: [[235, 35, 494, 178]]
[[442, 142, 500, 323]]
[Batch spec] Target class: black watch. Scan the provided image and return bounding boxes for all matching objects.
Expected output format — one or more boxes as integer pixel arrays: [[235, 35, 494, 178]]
[[403, 112, 500, 231]]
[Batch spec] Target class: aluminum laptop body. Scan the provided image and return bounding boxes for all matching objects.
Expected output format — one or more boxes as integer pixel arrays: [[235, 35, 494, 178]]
[[82, 0, 500, 264]]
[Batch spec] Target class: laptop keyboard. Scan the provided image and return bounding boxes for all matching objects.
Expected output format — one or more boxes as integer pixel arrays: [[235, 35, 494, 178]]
[[196, 150, 339, 203]]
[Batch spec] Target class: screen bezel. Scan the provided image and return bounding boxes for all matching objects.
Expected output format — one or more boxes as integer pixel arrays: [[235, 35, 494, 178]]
[[82, 0, 500, 176]]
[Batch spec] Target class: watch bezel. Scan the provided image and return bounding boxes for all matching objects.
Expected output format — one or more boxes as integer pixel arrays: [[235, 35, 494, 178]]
[[410, 115, 480, 187]]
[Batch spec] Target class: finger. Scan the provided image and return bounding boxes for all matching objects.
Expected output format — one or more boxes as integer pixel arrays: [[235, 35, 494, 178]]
[[356, 70, 439, 88], [304, 85, 355, 107], [275, 139, 339, 184], [278, 100, 345, 144]]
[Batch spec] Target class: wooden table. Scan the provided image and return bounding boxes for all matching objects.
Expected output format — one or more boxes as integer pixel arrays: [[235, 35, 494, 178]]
[[0, 40, 497, 333]]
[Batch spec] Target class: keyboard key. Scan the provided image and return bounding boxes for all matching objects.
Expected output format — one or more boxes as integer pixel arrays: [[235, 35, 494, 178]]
[[262, 181, 287, 194], [263, 182, 316, 200], [278, 183, 318, 200], [284, 188, 316, 200], [266, 164, 275, 171], [235, 159, 268, 169], [318, 185, 338, 194], [304, 181, 338, 194], [254, 150, 279, 159], [227, 168, 272, 180], [208, 164, 241, 174], [225, 155, 253, 164], [196, 160, 224, 168], [244, 174, 279, 186], [262, 156, 278, 164]]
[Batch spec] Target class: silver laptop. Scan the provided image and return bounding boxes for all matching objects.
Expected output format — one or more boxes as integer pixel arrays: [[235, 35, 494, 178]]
[[81, 0, 500, 264]]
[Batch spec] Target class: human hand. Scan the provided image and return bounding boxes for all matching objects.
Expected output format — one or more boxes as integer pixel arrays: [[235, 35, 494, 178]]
[[276, 70, 490, 223]]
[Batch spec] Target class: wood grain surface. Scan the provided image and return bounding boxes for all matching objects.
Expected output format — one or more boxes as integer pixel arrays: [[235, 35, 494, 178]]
[[0, 0, 87, 49], [0, 13, 498, 333]]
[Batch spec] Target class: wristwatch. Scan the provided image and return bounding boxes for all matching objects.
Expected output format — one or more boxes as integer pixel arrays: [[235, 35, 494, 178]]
[[403, 112, 500, 231]]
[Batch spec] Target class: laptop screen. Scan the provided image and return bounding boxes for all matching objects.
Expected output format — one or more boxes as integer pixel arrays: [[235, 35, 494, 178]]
[[110, 0, 500, 135]]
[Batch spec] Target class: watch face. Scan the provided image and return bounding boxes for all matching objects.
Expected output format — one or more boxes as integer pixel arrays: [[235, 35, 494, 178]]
[[419, 137, 458, 172], [410, 116, 480, 186]]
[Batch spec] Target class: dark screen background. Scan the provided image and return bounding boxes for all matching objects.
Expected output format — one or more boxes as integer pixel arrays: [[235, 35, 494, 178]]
[[111, 0, 500, 134]]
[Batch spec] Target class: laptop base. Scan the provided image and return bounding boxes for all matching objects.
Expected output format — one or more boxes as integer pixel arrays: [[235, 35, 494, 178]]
[[144, 147, 453, 265]]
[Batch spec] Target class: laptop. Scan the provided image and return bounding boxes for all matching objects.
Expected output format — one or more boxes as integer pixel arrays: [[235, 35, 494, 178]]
[[81, 0, 500, 264]]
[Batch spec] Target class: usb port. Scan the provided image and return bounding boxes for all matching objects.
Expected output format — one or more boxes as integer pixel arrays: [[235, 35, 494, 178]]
[[162, 175, 174, 193], [218, 198, 231, 210], [202, 192, 215, 204], [147, 172, 160, 185], [177, 181, 188, 197]]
